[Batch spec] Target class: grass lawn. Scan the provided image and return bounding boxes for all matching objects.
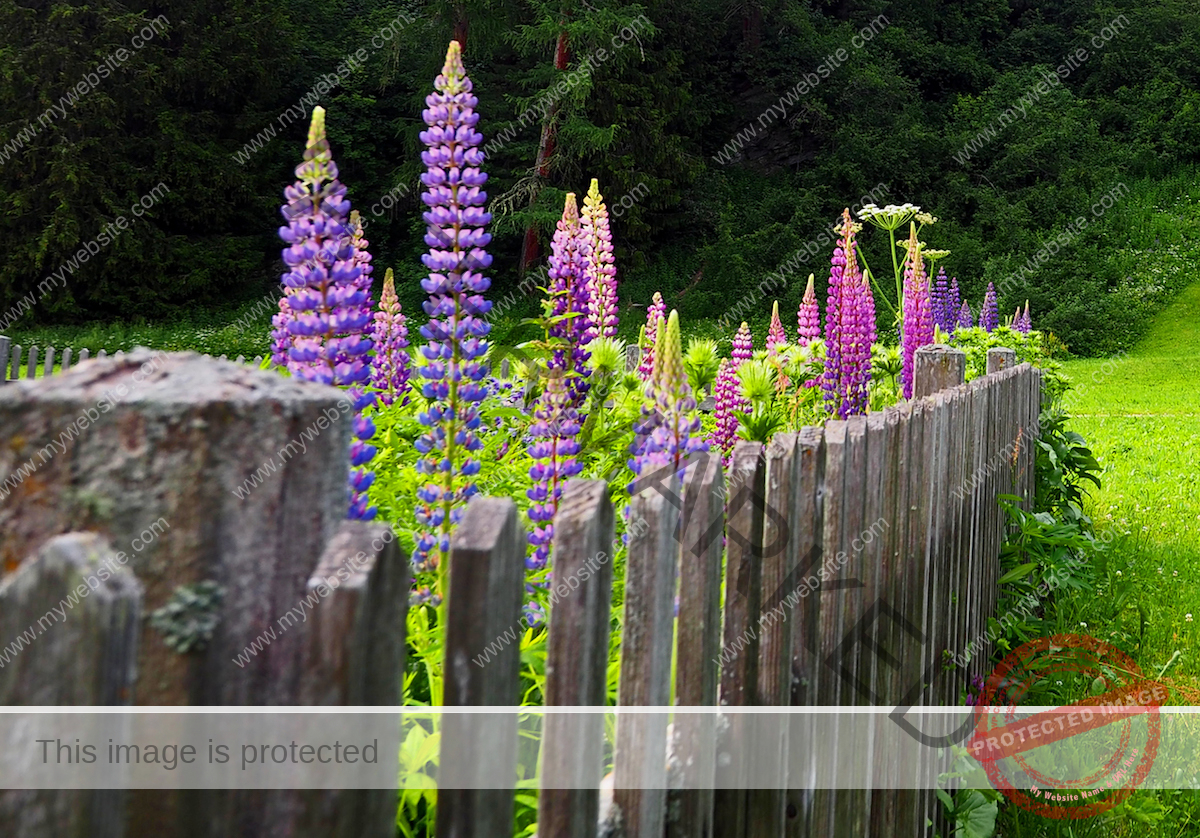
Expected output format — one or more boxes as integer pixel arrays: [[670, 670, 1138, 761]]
[[1061, 282, 1200, 685]]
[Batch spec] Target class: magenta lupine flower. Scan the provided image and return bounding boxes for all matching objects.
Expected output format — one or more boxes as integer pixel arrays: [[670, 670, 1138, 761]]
[[629, 310, 709, 485], [957, 301, 973, 330], [411, 42, 494, 598], [932, 267, 951, 333], [582, 179, 618, 340], [547, 192, 592, 406], [732, 321, 754, 362], [371, 267, 411, 406], [277, 106, 377, 521], [797, 274, 821, 345], [638, 291, 666, 380], [822, 209, 873, 417], [980, 282, 999, 332], [767, 300, 788, 351], [709, 357, 749, 459], [526, 372, 583, 573], [348, 211, 375, 335], [899, 225, 935, 400], [947, 277, 962, 331]]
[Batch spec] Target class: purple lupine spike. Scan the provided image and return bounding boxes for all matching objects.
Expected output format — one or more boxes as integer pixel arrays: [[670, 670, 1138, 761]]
[[957, 300, 973, 330], [629, 310, 709, 483], [899, 224, 935, 400], [823, 209, 872, 417], [709, 356, 749, 460], [638, 291, 666, 380], [767, 300, 788, 351], [278, 106, 377, 521], [371, 267, 411, 406], [411, 41, 494, 601], [582, 179, 618, 340], [947, 277, 962, 330], [797, 274, 821, 345], [525, 372, 583, 576], [933, 267, 950, 332], [547, 192, 592, 406], [732, 321, 754, 362], [1021, 300, 1032, 332], [980, 282, 999, 332]]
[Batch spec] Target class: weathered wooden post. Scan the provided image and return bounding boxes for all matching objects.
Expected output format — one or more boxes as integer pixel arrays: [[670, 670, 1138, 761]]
[[614, 471, 681, 838], [0, 335, 10, 385], [43, 346, 55, 378], [986, 347, 1016, 374], [438, 497, 526, 838], [0, 533, 142, 838], [670, 454, 725, 838], [913, 345, 966, 398], [539, 480, 615, 838]]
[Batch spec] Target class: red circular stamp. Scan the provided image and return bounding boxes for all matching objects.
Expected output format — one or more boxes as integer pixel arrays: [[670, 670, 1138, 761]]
[[966, 634, 1163, 818]]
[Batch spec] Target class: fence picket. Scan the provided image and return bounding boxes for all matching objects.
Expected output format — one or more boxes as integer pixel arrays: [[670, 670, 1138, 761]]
[[0, 336, 9, 384], [26, 345, 38, 379]]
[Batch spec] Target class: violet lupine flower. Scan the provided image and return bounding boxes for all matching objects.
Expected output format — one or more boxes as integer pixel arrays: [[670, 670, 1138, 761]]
[[526, 371, 584, 574], [796, 274, 821, 345], [957, 301, 973, 330], [348, 211, 375, 335], [629, 310, 709, 485], [732, 321, 754, 362], [1020, 300, 1032, 332], [979, 282, 999, 332], [411, 41, 493, 593], [947, 278, 962, 331], [899, 224, 935, 400], [371, 267, 411, 406], [582, 179, 618, 340], [767, 300, 788, 351], [547, 192, 592, 406], [822, 209, 873, 417], [638, 291, 666, 380], [932, 267, 951, 332], [270, 297, 294, 368], [277, 106, 377, 521]]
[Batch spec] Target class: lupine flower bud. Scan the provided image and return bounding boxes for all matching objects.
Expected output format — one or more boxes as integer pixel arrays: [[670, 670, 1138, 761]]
[[547, 192, 592, 406], [767, 300, 788, 351], [957, 301, 973, 330], [411, 42, 494, 599], [732, 321, 754, 362], [582, 179, 618, 340]]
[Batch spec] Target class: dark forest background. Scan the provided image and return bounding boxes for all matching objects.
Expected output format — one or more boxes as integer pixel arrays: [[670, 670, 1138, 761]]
[[3, 0, 1199, 356]]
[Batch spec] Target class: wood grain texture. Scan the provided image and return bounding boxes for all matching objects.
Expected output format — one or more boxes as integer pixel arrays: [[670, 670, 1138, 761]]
[[615, 472, 682, 838], [438, 497, 526, 838], [913, 345, 966, 398], [0, 532, 141, 838], [539, 480, 615, 838], [0, 335, 9, 384], [986, 347, 1016, 374], [669, 455, 725, 838]]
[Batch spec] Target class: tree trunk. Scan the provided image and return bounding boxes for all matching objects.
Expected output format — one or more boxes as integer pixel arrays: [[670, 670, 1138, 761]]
[[519, 28, 570, 273]]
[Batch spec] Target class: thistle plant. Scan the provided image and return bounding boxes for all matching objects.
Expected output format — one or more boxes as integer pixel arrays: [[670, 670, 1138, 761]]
[[547, 192, 592, 406], [900, 223, 935, 400], [797, 274, 821, 345], [525, 370, 583, 575], [637, 291, 666, 380], [979, 282, 999, 332], [822, 209, 874, 418], [277, 106, 376, 520], [629, 310, 709, 484], [411, 41, 493, 603], [582, 179, 618, 340], [371, 267, 411, 406]]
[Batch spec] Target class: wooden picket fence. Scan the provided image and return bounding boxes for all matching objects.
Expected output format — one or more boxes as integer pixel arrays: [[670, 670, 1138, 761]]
[[0, 345, 1039, 838], [0, 335, 267, 383]]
